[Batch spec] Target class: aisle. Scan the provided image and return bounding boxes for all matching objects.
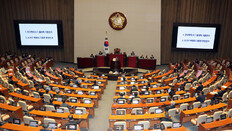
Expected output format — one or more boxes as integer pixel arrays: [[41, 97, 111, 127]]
[[89, 81, 117, 131]]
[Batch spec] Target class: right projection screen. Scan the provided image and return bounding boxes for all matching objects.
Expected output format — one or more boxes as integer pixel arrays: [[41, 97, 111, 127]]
[[172, 23, 221, 51]]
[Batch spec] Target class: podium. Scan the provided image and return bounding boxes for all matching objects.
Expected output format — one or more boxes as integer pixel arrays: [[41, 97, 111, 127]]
[[96, 55, 106, 67], [108, 54, 124, 67]]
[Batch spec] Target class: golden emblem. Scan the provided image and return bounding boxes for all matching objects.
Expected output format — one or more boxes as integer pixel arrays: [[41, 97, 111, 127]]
[[109, 12, 127, 30]]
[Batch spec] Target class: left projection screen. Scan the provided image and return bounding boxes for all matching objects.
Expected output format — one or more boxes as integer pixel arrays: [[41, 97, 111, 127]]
[[19, 24, 58, 46], [14, 20, 64, 47]]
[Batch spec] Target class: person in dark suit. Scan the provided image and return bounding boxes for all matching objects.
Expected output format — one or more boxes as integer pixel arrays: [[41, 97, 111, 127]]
[[164, 101, 175, 117], [196, 82, 203, 92], [169, 88, 175, 99], [60, 99, 71, 110], [64, 115, 81, 129], [196, 92, 205, 103]]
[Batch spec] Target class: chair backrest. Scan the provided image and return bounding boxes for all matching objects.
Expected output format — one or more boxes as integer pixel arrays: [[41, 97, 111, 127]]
[[146, 98, 154, 103], [33, 92, 40, 98], [202, 88, 209, 95], [138, 121, 150, 129], [228, 91, 232, 99], [75, 107, 87, 114], [196, 114, 207, 126], [227, 108, 232, 118], [114, 121, 126, 130], [213, 111, 223, 121], [161, 121, 172, 128], [168, 108, 178, 117], [23, 116, 34, 125], [148, 107, 158, 114], [43, 94, 51, 103], [193, 102, 201, 109], [203, 100, 211, 106], [18, 100, 27, 111], [132, 98, 141, 104], [45, 105, 55, 111], [0, 95, 7, 103], [173, 95, 180, 100], [184, 83, 191, 91], [115, 109, 126, 115], [44, 118, 56, 124], [222, 92, 228, 102], [59, 107, 69, 113], [179, 103, 189, 112], [132, 108, 143, 114]]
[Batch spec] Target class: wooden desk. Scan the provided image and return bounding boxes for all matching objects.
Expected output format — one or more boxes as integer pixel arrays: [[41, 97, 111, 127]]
[[30, 110, 89, 129], [138, 59, 156, 70], [70, 67, 84, 76], [143, 69, 160, 78], [152, 70, 174, 80], [165, 126, 187, 131], [199, 117, 232, 131], [180, 103, 227, 123], [56, 68, 74, 79], [0, 123, 81, 131], [111, 97, 196, 113], [109, 113, 165, 129], [50, 84, 103, 99], [53, 101, 94, 117], [113, 91, 186, 100], [228, 99, 232, 109], [9, 92, 43, 109], [0, 86, 9, 98], [0, 103, 23, 120], [45, 72, 61, 83]]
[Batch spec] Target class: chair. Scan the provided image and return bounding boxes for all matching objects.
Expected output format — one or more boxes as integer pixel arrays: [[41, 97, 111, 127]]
[[202, 88, 209, 95], [75, 107, 87, 114], [209, 86, 214, 92], [228, 91, 232, 99], [29, 80, 34, 88], [132, 98, 141, 104], [184, 83, 191, 91], [8, 84, 14, 92], [222, 92, 228, 102], [18, 100, 34, 111], [173, 95, 180, 100], [146, 98, 154, 103], [115, 109, 126, 115], [178, 103, 189, 114], [169, 79, 177, 87], [190, 114, 207, 126], [0, 113, 10, 122], [203, 100, 211, 106], [161, 121, 172, 128], [114, 121, 126, 130], [213, 111, 223, 121], [43, 94, 51, 103], [23, 116, 41, 125], [44, 118, 61, 128], [193, 102, 201, 109], [132, 108, 143, 115], [33, 92, 40, 98], [44, 105, 55, 111], [168, 108, 178, 118], [158, 76, 166, 83], [59, 107, 70, 113], [148, 107, 158, 114], [138, 121, 150, 129], [0, 95, 7, 104], [227, 109, 232, 118]]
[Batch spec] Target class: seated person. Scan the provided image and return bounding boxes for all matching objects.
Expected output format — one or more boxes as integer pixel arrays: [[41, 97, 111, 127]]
[[131, 51, 135, 56], [150, 55, 154, 59], [169, 88, 175, 99], [196, 92, 205, 103], [196, 82, 203, 92], [60, 99, 71, 110], [164, 101, 175, 117], [64, 115, 81, 129], [140, 55, 144, 59], [98, 51, 103, 55], [130, 86, 138, 94]]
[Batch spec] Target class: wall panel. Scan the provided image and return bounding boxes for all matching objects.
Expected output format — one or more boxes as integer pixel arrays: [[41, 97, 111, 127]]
[[0, 0, 74, 62], [161, 0, 232, 64]]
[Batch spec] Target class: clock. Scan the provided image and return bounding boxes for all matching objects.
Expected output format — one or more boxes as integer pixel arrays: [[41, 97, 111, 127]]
[[109, 12, 127, 31]]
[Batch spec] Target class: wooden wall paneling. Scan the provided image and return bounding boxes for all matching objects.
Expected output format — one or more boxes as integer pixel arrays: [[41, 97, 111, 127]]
[[161, 0, 232, 64], [0, 0, 74, 62]]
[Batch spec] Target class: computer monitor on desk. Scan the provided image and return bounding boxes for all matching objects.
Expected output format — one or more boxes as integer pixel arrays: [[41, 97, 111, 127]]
[[160, 98, 166, 102], [48, 122, 57, 129], [113, 125, 124, 131], [57, 97, 62, 102], [220, 114, 227, 120], [134, 124, 144, 130], [67, 124, 77, 130], [206, 117, 213, 123], [116, 110, 125, 115], [29, 120, 38, 127], [71, 99, 77, 103], [75, 109, 83, 115], [155, 109, 163, 114], [184, 94, 190, 99], [172, 122, 181, 128], [56, 108, 64, 113], [13, 118, 21, 125]]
